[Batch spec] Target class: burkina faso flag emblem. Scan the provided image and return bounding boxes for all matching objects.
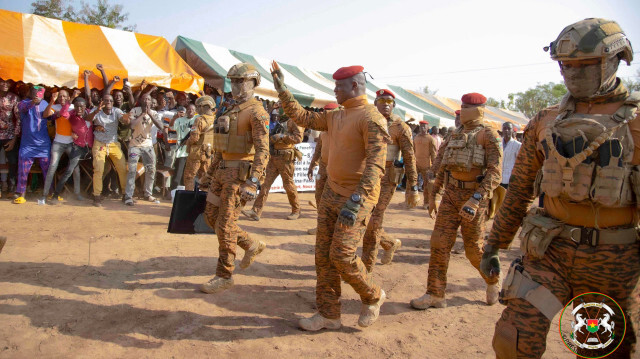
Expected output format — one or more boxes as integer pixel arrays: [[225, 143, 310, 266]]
[[587, 319, 599, 333]]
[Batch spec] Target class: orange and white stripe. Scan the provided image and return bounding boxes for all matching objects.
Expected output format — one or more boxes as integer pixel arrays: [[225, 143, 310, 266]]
[[0, 9, 203, 94]]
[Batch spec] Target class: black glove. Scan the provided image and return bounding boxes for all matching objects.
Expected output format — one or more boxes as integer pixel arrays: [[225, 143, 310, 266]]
[[337, 198, 361, 228], [480, 244, 500, 278]]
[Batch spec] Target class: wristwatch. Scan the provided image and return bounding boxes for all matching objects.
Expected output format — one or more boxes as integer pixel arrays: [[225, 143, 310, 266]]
[[350, 193, 363, 204], [472, 192, 483, 201], [410, 185, 419, 192], [248, 176, 259, 185]]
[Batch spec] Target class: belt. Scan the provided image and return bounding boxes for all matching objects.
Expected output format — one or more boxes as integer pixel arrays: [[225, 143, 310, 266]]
[[447, 173, 479, 190], [385, 161, 394, 167], [271, 149, 293, 156], [558, 225, 638, 246], [219, 159, 250, 169]]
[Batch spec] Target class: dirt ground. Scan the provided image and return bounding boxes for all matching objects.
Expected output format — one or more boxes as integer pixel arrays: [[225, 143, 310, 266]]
[[0, 190, 571, 358]]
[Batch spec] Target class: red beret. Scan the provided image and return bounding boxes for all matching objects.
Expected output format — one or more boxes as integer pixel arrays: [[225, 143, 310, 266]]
[[376, 89, 395, 98], [332, 65, 364, 80], [324, 103, 339, 110], [455, 110, 461, 115], [419, 120, 429, 124], [461, 93, 487, 105]]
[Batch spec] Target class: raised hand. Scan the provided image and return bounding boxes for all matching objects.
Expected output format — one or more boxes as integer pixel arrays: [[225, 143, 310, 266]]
[[113, 75, 121, 83], [270, 61, 286, 93], [83, 69, 92, 77], [96, 64, 104, 71], [50, 91, 59, 103]]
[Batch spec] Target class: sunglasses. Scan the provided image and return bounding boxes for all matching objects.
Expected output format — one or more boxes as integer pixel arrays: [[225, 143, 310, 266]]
[[377, 98, 394, 105]]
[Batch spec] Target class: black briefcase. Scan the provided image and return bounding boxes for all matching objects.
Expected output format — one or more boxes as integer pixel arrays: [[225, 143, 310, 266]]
[[167, 185, 215, 234]]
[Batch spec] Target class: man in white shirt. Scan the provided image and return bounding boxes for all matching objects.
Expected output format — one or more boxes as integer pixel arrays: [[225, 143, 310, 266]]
[[122, 93, 164, 205], [500, 122, 521, 189]]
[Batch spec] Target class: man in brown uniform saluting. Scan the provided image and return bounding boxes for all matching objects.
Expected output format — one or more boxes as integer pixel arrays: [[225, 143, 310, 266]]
[[411, 92, 502, 309], [242, 109, 303, 220], [200, 63, 270, 294], [413, 120, 437, 208], [482, 19, 640, 358], [272, 61, 388, 330], [361, 89, 419, 271]]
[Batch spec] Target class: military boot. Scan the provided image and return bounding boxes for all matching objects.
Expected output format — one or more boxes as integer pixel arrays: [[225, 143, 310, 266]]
[[240, 240, 266, 269], [381, 239, 402, 265], [241, 209, 260, 221], [358, 289, 386, 327], [298, 312, 342, 331], [410, 293, 446, 310], [486, 278, 501, 305], [200, 276, 234, 294], [286, 211, 300, 220]]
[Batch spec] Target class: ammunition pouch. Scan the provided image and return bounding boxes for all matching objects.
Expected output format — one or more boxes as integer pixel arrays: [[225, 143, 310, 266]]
[[499, 257, 564, 321], [519, 208, 563, 259], [390, 166, 404, 185]]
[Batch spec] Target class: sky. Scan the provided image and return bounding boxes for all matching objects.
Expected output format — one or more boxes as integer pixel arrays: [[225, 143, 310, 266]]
[[2, 0, 639, 103]]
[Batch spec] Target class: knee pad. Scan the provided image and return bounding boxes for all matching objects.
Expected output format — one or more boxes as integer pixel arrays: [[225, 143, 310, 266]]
[[493, 318, 518, 359]]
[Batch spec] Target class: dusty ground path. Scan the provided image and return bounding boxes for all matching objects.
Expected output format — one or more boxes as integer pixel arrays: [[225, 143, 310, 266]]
[[0, 191, 569, 358]]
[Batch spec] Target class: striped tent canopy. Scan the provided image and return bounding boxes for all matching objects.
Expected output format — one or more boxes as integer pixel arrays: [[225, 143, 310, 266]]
[[0, 9, 203, 94], [173, 36, 456, 127]]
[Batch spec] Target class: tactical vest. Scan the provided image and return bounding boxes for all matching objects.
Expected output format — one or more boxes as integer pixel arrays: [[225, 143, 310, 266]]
[[191, 114, 214, 158], [539, 92, 640, 208], [442, 126, 486, 172], [213, 101, 258, 156]]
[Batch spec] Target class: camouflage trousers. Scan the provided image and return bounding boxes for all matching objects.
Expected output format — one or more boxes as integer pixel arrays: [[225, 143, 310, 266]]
[[426, 183, 498, 298], [204, 166, 257, 279], [183, 155, 210, 191], [314, 161, 328, 206], [493, 237, 640, 358], [417, 166, 430, 206], [362, 165, 399, 272], [252, 155, 299, 215], [316, 185, 382, 319]]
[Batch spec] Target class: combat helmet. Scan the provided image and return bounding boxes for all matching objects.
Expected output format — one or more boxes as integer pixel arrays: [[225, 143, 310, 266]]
[[544, 18, 633, 65], [227, 63, 261, 86]]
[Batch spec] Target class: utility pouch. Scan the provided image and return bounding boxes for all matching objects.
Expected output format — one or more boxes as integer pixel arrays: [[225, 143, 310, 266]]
[[293, 148, 303, 162], [471, 145, 485, 167], [533, 169, 543, 198], [238, 162, 251, 182], [518, 209, 563, 259], [540, 156, 563, 198], [391, 166, 405, 185], [216, 116, 230, 134], [567, 162, 595, 201], [499, 257, 526, 304]]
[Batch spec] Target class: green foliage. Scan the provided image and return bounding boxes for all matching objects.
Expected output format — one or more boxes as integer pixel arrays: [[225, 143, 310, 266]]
[[30, 0, 76, 21], [486, 97, 506, 109], [622, 70, 640, 92], [507, 82, 567, 118], [420, 85, 438, 96], [30, 0, 136, 31]]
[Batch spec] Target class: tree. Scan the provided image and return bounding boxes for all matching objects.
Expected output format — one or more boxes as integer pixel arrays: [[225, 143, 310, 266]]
[[78, 0, 136, 31], [622, 69, 640, 92], [31, 0, 76, 21], [30, 0, 136, 31], [420, 85, 438, 96], [507, 82, 567, 118], [486, 97, 506, 109]]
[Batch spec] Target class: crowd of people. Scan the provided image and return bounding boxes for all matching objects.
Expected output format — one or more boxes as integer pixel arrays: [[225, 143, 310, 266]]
[[1, 16, 638, 359], [0, 65, 307, 206]]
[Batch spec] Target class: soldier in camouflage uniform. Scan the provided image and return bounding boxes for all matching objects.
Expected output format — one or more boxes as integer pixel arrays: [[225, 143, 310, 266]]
[[199, 63, 270, 294], [413, 120, 437, 209], [307, 103, 338, 235], [242, 110, 303, 220], [183, 96, 216, 191], [411, 92, 503, 310], [481, 19, 640, 358], [271, 62, 388, 330], [362, 89, 419, 272]]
